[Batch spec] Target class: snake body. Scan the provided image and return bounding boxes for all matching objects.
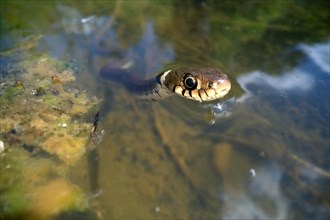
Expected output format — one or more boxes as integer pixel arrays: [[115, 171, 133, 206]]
[[100, 65, 231, 102]]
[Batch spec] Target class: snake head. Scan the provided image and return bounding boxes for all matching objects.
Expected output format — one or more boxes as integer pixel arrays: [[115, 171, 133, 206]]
[[161, 67, 231, 102]]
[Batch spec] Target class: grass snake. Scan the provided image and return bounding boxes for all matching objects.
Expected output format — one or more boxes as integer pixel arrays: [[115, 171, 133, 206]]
[[100, 65, 231, 102]]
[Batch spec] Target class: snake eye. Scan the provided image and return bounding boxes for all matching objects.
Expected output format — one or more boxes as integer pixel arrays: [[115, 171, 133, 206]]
[[184, 74, 197, 89], [208, 82, 213, 88]]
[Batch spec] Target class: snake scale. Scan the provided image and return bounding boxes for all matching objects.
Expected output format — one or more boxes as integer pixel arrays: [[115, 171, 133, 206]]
[[100, 65, 231, 102]]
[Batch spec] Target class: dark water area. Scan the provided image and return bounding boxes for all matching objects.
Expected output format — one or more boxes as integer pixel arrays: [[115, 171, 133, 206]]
[[1, 0, 329, 219]]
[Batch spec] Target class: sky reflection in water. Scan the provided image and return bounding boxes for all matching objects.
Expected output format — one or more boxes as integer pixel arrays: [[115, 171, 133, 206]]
[[212, 41, 329, 219], [237, 41, 329, 98], [1, 1, 329, 219]]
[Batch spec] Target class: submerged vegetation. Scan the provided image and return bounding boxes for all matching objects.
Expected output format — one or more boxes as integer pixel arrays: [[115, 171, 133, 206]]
[[0, 36, 100, 219]]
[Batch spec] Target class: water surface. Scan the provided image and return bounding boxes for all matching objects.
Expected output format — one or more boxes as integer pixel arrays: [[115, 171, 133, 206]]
[[1, 1, 329, 219]]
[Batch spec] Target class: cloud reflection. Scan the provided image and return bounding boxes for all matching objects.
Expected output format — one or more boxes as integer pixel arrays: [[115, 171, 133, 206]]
[[221, 165, 288, 220], [238, 69, 313, 92], [299, 41, 330, 74], [237, 40, 329, 100]]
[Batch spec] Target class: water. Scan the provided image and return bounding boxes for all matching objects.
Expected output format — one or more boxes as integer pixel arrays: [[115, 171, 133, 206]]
[[1, 1, 329, 219]]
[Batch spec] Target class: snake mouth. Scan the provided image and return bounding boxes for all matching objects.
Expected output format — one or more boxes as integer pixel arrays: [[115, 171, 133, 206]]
[[194, 77, 231, 102], [214, 74, 231, 96], [215, 79, 232, 97], [200, 71, 231, 101]]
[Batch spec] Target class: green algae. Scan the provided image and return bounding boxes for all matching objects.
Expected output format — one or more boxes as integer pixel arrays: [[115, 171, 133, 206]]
[[0, 35, 101, 219], [0, 148, 87, 220], [0, 43, 101, 164], [1, 85, 24, 101]]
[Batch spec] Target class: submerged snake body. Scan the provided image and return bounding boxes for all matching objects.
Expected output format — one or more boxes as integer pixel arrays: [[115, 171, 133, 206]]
[[100, 65, 231, 102]]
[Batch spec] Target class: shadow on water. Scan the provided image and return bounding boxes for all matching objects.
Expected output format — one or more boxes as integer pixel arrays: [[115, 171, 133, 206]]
[[1, 0, 329, 219]]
